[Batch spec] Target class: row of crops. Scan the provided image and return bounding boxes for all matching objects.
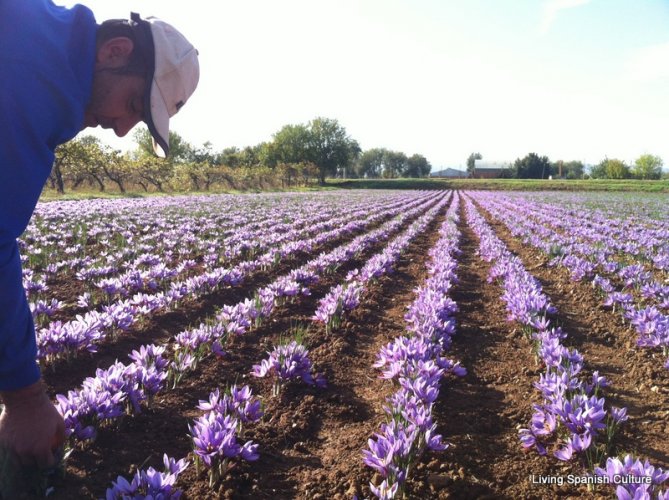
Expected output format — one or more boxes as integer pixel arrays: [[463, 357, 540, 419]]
[[8, 189, 669, 498]]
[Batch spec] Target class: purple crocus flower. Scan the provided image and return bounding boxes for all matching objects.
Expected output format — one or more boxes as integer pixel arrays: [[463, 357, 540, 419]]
[[106, 454, 188, 500], [529, 407, 557, 437], [363, 433, 398, 478], [518, 428, 547, 455], [595, 455, 669, 499], [369, 479, 399, 500], [190, 412, 240, 467], [251, 341, 326, 393], [554, 441, 573, 461]]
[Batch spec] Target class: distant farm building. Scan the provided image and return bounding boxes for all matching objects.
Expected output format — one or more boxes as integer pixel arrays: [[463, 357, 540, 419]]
[[473, 160, 510, 179], [430, 168, 467, 178]]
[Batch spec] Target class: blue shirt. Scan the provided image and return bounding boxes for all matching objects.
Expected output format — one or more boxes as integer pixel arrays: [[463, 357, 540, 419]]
[[0, 0, 96, 390]]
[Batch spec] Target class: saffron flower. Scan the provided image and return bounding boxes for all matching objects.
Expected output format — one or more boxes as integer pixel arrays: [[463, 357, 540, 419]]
[[251, 341, 326, 395]]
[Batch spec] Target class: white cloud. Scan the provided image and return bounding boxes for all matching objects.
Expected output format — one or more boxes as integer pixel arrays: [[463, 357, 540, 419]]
[[539, 0, 592, 35], [626, 42, 669, 82]]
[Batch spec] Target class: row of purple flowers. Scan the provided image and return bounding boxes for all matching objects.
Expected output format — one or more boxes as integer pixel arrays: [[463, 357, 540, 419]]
[[463, 193, 668, 500], [473, 192, 669, 371], [363, 193, 466, 499], [313, 192, 452, 332]]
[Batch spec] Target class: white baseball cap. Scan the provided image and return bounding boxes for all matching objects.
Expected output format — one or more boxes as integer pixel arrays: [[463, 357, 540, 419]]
[[131, 13, 199, 157]]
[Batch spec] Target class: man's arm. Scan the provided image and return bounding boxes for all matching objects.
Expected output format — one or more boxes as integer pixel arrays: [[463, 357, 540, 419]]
[[0, 240, 41, 391], [0, 241, 65, 468], [0, 65, 70, 470], [0, 0, 96, 468]]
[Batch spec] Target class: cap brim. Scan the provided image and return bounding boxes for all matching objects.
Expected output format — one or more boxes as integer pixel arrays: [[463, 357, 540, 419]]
[[147, 78, 170, 157]]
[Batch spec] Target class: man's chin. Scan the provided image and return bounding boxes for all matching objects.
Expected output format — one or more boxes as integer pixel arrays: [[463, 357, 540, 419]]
[[81, 114, 98, 129]]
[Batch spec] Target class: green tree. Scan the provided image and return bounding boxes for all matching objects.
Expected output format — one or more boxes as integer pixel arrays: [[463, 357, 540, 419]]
[[100, 148, 132, 193], [356, 148, 387, 178], [513, 153, 551, 179], [382, 150, 407, 179], [551, 160, 584, 179], [588, 162, 606, 179], [632, 154, 663, 180], [592, 158, 630, 179], [53, 135, 111, 192], [215, 146, 242, 168], [265, 117, 359, 183], [133, 127, 192, 162], [564, 160, 584, 179], [404, 154, 432, 178], [306, 117, 360, 184], [52, 137, 93, 193], [466, 152, 482, 176], [75, 136, 109, 191], [266, 124, 311, 167], [237, 145, 264, 168], [187, 141, 217, 165], [131, 156, 174, 192]]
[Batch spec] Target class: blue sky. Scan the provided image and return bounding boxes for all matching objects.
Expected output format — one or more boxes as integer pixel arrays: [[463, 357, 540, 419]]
[[61, 0, 669, 170]]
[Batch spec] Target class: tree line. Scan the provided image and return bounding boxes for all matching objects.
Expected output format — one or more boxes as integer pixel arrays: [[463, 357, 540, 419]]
[[466, 152, 666, 180], [50, 117, 433, 193]]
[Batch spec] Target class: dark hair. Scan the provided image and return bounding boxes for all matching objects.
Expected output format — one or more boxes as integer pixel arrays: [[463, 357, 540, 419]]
[[96, 19, 149, 77]]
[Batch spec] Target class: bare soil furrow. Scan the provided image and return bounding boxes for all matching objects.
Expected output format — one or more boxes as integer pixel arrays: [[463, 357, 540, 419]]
[[416, 199, 594, 499]]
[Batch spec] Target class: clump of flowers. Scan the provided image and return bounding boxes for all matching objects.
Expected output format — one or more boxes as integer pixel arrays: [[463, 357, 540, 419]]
[[461, 196, 629, 475], [128, 344, 169, 408], [594, 455, 669, 500], [189, 386, 262, 487], [251, 340, 326, 396], [313, 282, 362, 333], [106, 454, 189, 499], [364, 388, 449, 499]]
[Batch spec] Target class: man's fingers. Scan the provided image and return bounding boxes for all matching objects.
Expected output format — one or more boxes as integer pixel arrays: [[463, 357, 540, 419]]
[[14, 446, 37, 468], [52, 419, 66, 450], [13, 435, 60, 469], [35, 445, 57, 469]]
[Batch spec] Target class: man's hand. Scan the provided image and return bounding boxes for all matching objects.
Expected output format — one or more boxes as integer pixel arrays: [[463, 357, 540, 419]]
[[0, 380, 65, 468]]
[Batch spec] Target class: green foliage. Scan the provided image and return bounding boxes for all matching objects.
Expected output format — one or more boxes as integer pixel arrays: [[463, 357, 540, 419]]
[[355, 149, 430, 178], [405, 154, 432, 178], [131, 156, 174, 192], [53, 136, 131, 193], [633, 154, 663, 180], [552, 160, 584, 179], [356, 148, 386, 178], [267, 124, 312, 167], [48, 118, 433, 193], [513, 153, 551, 179], [307, 117, 361, 183], [591, 158, 630, 179], [466, 152, 482, 174], [382, 150, 407, 179], [132, 127, 193, 163], [265, 118, 360, 183]]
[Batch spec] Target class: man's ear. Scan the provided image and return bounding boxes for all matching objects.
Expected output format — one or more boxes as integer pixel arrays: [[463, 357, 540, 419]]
[[96, 37, 134, 66]]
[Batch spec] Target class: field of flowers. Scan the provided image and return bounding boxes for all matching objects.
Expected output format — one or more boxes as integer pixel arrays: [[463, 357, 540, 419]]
[[3, 189, 668, 499]]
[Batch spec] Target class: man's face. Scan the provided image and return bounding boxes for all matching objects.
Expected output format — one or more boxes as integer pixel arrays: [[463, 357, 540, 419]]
[[82, 69, 145, 137]]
